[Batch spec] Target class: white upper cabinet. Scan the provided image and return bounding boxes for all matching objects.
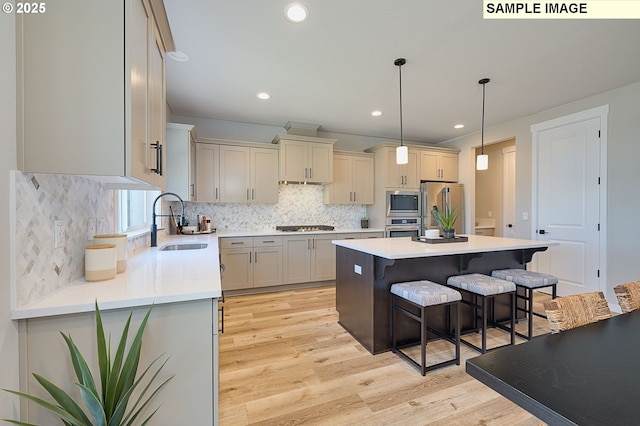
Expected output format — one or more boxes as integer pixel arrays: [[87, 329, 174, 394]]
[[195, 140, 279, 204], [382, 147, 421, 190], [195, 143, 220, 203], [272, 134, 336, 184], [420, 150, 459, 182], [324, 152, 375, 205], [166, 123, 197, 201], [219, 145, 279, 204], [16, 0, 172, 189]]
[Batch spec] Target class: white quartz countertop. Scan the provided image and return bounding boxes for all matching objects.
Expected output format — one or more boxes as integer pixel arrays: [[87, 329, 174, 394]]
[[332, 235, 555, 259], [12, 234, 222, 320]]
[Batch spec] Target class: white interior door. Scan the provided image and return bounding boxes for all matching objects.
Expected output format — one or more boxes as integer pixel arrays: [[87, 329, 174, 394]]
[[502, 146, 516, 238], [534, 117, 601, 296]]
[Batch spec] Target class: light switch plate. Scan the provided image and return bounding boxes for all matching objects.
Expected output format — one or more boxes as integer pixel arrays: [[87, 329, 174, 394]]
[[54, 220, 64, 248], [354, 264, 362, 275]]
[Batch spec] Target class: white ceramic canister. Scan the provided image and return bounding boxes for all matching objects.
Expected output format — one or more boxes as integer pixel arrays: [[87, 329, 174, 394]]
[[93, 234, 128, 273], [85, 244, 117, 282]]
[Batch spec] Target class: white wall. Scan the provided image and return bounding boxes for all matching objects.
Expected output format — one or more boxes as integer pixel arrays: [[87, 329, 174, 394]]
[[1, 11, 20, 418], [442, 81, 640, 302]]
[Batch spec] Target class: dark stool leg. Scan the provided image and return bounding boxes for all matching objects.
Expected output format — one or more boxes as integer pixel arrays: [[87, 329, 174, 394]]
[[391, 295, 397, 353], [455, 301, 460, 365], [482, 295, 488, 353], [421, 305, 426, 376], [527, 287, 533, 340], [510, 292, 516, 345]]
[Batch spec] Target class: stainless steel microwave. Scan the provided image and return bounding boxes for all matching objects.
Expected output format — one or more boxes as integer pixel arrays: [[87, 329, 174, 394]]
[[386, 190, 421, 217]]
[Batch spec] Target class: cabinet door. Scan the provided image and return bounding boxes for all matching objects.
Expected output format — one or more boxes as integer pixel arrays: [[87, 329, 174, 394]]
[[404, 149, 421, 189], [307, 143, 333, 183], [221, 248, 253, 290], [147, 22, 166, 190], [254, 246, 283, 287], [420, 150, 440, 181], [439, 152, 459, 182], [189, 140, 196, 201], [310, 236, 336, 281], [279, 141, 307, 182], [165, 125, 194, 201], [384, 148, 405, 188], [195, 143, 220, 203], [327, 155, 353, 204], [352, 156, 374, 204], [251, 148, 279, 204], [21, 301, 214, 425], [283, 237, 311, 284], [129, 0, 150, 183], [220, 146, 251, 203]]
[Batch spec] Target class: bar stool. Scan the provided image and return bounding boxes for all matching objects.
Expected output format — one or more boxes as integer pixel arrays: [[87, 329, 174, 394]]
[[390, 280, 461, 375], [446, 273, 516, 354], [491, 269, 558, 340]]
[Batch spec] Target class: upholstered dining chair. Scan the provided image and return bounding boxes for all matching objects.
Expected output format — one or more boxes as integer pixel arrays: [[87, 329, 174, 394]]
[[613, 281, 640, 313], [543, 291, 612, 333]]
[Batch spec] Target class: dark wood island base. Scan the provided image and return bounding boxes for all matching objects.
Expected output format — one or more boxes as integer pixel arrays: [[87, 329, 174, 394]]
[[334, 237, 551, 354]]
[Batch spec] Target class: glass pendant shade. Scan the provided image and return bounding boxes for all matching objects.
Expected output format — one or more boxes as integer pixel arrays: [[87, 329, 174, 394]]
[[476, 78, 491, 171], [396, 145, 408, 164], [476, 153, 488, 170]]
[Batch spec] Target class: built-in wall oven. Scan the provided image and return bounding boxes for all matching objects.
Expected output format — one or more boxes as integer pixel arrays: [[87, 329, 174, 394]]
[[386, 190, 421, 217], [385, 217, 421, 238]]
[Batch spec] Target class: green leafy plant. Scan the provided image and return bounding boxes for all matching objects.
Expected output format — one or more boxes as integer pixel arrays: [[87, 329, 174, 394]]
[[3, 302, 173, 426], [432, 203, 460, 231]]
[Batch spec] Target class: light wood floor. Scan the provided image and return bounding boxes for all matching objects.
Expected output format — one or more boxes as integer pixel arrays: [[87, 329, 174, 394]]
[[219, 285, 551, 425]]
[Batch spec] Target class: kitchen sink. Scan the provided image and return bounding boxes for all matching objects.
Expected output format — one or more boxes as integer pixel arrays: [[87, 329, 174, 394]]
[[160, 243, 208, 251]]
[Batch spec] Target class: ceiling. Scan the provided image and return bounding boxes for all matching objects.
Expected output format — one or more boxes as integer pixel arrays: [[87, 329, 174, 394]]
[[162, 1, 640, 143]]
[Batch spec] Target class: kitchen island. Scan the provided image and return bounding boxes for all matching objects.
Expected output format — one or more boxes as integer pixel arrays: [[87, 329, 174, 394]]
[[12, 234, 222, 425], [332, 235, 553, 354]]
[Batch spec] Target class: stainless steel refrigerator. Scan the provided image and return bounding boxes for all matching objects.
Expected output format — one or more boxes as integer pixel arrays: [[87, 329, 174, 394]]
[[421, 182, 465, 235]]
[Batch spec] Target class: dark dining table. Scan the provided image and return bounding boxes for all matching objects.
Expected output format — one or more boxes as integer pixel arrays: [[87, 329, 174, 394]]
[[466, 310, 640, 426]]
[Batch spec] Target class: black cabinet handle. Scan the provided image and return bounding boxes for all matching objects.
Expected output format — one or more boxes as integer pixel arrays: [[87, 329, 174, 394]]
[[151, 141, 162, 175]]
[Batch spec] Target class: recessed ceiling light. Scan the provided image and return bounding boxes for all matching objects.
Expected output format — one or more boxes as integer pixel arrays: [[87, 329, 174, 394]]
[[257, 92, 271, 100], [371, 110, 382, 117], [454, 124, 464, 129], [167, 50, 189, 62], [284, 3, 309, 23]]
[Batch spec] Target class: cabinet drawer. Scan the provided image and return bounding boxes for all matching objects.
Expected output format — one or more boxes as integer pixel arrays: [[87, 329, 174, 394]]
[[219, 237, 253, 249], [253, 236, 283, 247]]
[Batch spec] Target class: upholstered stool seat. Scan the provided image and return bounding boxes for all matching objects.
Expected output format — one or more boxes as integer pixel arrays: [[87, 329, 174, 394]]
[[492, 269, 558, 340], [390, 280, 461, 375], [446, 273, 516, 353]]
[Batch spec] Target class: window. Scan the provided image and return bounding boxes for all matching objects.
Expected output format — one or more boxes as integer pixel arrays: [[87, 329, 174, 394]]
[[118, 190, 160, 233]]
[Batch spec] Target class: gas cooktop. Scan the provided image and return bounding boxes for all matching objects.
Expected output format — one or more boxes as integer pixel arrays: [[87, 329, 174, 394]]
[[276, 225, 335, 232]]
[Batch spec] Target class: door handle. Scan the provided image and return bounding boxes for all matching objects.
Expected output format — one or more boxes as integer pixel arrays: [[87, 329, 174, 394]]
[[538, 229, 548, 235], [507, 224, 513, 228]]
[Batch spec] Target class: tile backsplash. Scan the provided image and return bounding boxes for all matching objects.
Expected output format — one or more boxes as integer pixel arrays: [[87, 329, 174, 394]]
[[13, 174, 365, 307], [175, 184, 367, 232], [14, 172, 115, 306]]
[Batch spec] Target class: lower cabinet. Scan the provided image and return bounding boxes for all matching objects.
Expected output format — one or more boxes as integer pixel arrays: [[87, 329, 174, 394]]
[[220, 237, 283, 291], [18, 299, 218, 425], [221, 232, 383, 290], [283, 234, 337, 284]]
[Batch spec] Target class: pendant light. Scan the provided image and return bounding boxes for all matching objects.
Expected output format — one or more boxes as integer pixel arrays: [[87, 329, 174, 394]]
[[476, 78, 490, 171], [395, 58, 408, 165]]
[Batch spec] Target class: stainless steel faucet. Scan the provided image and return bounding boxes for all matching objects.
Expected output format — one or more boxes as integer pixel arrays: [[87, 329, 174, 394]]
[[150, 192, 185, 247]]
